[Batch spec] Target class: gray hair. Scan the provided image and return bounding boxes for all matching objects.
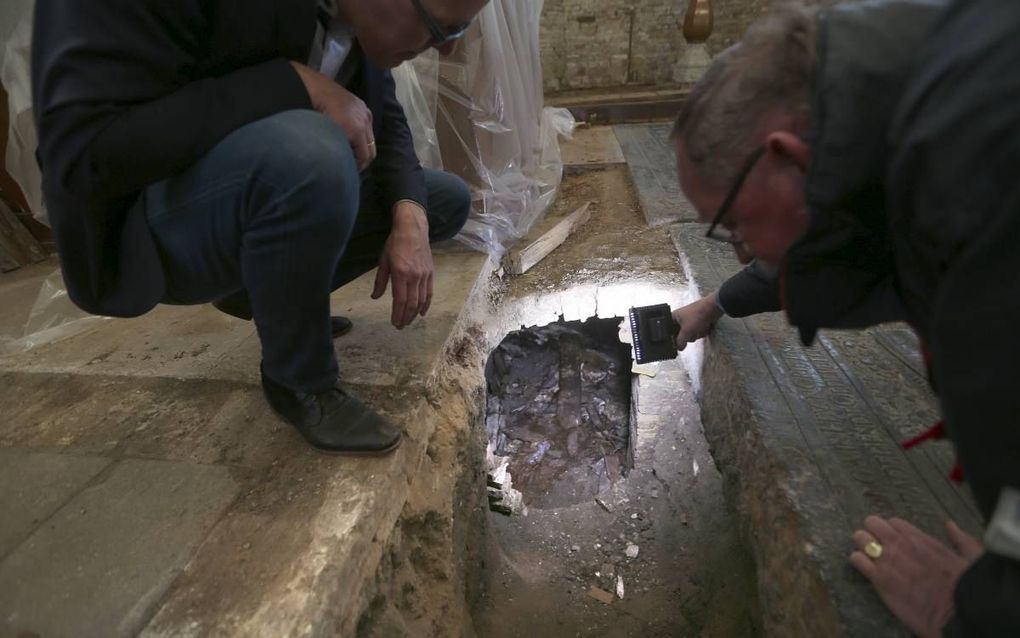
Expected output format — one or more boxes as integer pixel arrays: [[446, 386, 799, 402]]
[[672, 4, 819, 185]]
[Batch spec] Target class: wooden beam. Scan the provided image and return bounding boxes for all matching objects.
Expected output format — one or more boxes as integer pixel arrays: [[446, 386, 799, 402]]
[[507, 201, 592, 275]]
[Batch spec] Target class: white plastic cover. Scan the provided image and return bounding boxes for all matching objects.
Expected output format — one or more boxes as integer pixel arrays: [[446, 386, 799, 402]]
[[1, 0, 102, 354], [395, 0, 575, 254]]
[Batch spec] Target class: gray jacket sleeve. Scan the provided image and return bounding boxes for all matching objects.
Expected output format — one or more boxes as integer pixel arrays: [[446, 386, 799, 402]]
[[716, 261, 782, 318]]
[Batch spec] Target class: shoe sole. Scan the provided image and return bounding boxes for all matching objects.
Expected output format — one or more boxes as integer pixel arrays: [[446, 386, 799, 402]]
[[310, 434, 404, 457], [331, 322, 353, 339]]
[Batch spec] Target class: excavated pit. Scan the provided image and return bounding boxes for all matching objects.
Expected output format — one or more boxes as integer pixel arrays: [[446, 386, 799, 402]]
[[471, 291, 759, 638], [466, 164, 759, 637], [485, 317, 633, 510]]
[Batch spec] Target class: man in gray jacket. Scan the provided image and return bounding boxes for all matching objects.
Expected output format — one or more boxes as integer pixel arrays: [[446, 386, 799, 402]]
[[671, 0, 1020, 634]]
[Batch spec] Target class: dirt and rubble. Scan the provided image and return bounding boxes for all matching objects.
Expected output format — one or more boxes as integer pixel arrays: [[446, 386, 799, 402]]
[[354, 353, 491, 637], [470, 166, 759, 637]]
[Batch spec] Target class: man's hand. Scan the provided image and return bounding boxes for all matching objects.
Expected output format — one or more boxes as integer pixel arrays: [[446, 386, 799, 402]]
[[672, 292, 725, 351], [372, 202, 433, 329], [850, 516, 983, 638], [290, 62, 377, 172]]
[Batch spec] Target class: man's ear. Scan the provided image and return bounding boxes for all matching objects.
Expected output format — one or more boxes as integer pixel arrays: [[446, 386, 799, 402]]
[[765, 131, 811, 171]]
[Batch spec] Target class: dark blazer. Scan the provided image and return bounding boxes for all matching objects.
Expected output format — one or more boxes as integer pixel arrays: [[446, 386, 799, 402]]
[[31, 0, 426, 317]]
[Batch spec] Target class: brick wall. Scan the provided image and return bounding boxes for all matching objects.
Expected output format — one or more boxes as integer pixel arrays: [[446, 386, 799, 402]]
[[540, 0, 850, 92]]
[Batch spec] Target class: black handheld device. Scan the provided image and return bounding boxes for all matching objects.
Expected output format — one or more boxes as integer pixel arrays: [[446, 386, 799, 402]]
[[628, 304, 681, 364]]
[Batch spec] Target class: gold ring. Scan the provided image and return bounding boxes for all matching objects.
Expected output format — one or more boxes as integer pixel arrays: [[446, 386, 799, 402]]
[[864, 541, 883, 560]]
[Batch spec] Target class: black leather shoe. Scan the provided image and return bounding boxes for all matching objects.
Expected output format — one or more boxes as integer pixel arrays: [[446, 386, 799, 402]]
[[213, 298, 353, 339], [329, 316, 353, 338], [261, 367, 402, 455]]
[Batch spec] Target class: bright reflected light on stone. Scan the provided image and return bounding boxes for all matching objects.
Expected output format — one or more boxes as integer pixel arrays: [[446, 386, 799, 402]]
[[490, 278, 706, 394]]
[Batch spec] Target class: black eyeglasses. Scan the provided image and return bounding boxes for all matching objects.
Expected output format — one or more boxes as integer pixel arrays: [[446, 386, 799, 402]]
[[704, 145, 766, 244], [410, 0, 473, 47]]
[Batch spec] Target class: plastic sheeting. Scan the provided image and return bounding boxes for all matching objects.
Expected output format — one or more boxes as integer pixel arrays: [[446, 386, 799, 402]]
[[394, 0, 575, 254], [1, 0, 102, 354], [2, 0, 44, 222], [0, 267, 107, 355], [393, 50, 445, 172]]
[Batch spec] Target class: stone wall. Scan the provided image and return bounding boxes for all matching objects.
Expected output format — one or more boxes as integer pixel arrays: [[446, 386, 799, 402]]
[[708, 0, 846, 56], [540, 0, 686, 92], [540, 0, 850, 93]]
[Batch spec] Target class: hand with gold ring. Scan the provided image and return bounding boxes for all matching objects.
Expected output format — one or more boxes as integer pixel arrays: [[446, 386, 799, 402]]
[[849, 515, 983, 637]]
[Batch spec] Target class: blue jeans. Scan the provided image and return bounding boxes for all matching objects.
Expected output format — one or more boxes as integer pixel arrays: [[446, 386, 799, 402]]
[[143, 110, 471, 393]]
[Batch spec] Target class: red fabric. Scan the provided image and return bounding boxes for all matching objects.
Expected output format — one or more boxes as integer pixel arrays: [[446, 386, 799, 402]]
[[901, 420, 946, 449], [949, 463, 964, 483], [900, 420, 964, 483], [905, 338, 964, 483]]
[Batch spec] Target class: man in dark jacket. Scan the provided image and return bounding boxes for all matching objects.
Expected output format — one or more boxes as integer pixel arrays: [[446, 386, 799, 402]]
[[32, 0, 488, 455], [671, 0, 1020, 635]]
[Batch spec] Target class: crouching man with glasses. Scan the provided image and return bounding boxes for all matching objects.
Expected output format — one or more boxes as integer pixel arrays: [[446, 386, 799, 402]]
[[32, 0, 489, 455]]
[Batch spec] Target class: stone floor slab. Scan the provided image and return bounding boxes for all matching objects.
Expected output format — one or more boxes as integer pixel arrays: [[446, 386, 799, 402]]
[[139, 383, 437, 637], [0, 449, 111, 558], [0, 373, 449, 637], [0, 459, 239, 638], [0, 250, 491, 391], [0, 241, 493, 637], [613, 123, 698, 226], [0, 371, 294, 469], [560, 125, 626, 167]]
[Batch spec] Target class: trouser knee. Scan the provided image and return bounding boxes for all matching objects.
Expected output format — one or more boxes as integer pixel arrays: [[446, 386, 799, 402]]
[[246, 110, 360, 242], [426, 170, 472, 242]]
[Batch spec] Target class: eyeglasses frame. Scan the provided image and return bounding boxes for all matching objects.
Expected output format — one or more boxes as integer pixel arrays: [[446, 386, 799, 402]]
[[704, 145, 767, 244], [409, 0, 473, 47]]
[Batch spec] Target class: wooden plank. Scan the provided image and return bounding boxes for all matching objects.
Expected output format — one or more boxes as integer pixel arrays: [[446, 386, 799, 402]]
[[507, 201, 592, 275], [588, 587, 615, 605], [0, 198, 45, 271]]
